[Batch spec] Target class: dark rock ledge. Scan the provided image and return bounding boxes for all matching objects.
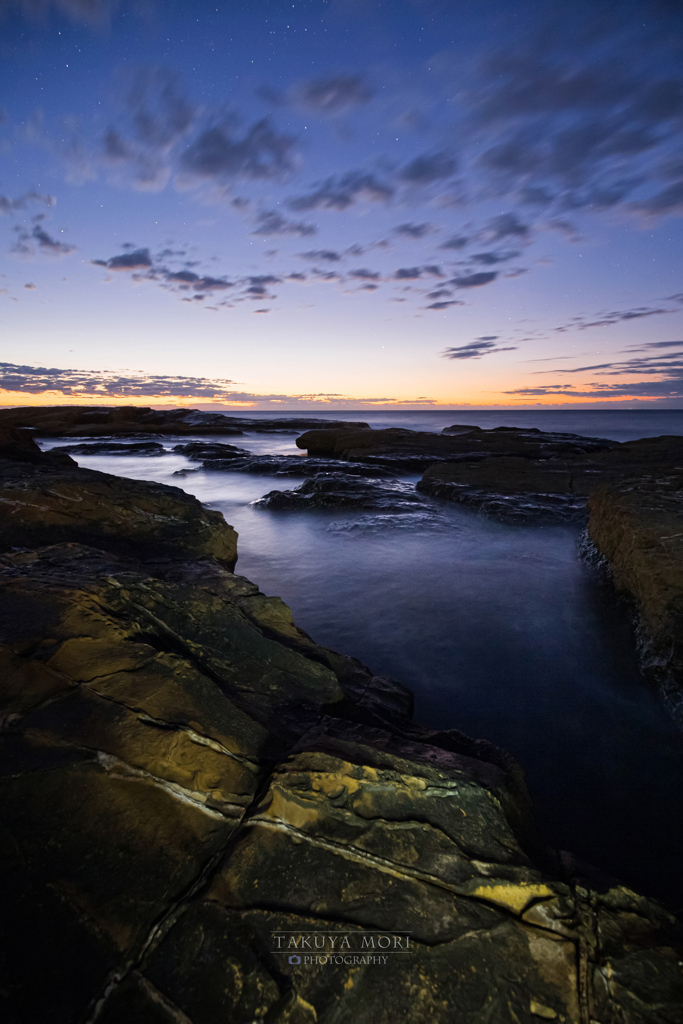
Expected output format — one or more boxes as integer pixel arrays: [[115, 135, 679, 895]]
[[0, 405, 368, 438], [0, 427, 682, 1023]]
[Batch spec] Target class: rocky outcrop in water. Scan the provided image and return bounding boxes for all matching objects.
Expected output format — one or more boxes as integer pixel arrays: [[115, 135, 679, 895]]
[[0, 429, 237, 566], [58, 440, 167, 456], [253, 474, 428, 512], [296, 425, 614, 472], [1, 426, 682, 1023], [0, 406, 368, 438], [173, 442, 397, 477], [418, 435, 683, 523]]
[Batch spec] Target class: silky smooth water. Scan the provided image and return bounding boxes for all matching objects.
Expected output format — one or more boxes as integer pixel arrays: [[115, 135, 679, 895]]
[[43, 409, 683, 908]]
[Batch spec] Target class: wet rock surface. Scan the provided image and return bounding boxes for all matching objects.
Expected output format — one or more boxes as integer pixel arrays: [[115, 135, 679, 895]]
[[296, 424, 614, 471], [58, 440, 167, 456], [1, 424, 682, 1022], [0, 405, 367, 438], [588, 472, 683, 730], [253, 474, 428, 512], [174, 442, 397, 477], [418, 435, 683, 522], [0, 430, 237, 566]]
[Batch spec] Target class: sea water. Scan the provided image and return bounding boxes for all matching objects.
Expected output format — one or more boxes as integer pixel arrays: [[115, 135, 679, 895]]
[[43, 409, 683, 909]]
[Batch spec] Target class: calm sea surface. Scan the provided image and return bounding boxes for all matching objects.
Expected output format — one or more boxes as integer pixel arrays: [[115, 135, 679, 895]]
[[44, 409, 683, 908]]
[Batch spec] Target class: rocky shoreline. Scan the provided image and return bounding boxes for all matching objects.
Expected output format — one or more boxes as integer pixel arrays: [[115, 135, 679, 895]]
[[1, 418, 683, 1022]]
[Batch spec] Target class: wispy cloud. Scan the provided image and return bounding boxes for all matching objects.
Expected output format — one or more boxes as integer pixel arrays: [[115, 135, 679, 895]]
[[442, 337, 517, 359]]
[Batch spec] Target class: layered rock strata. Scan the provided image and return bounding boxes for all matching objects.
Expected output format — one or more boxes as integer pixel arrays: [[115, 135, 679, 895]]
[[0, 428, 682, 1023], [0, 428, 237, 566], [588, 473, 683, 728]]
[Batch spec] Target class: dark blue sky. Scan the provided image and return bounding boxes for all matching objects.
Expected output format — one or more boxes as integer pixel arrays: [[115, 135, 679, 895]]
[[1, 0, 683, 408]]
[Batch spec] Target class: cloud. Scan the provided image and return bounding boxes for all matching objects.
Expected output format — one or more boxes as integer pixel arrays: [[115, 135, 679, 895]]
[[1, 0, 119, 29], [553, 305, 675, 332], [471, 250, 519, 265], [630, 180, 683, 216], [348, 268, 381, 280], [0, 362, 441, 407], [426, 301, 463, 310], [250, 210, 316, 237], [532, 348, 683, 378], [468, 21, 683, 217], [439, 235, 469, 250], [12, 223, 75, 257], [180, 118, 296, 182], [393, 222, 435, 239], [484, 213, 530, 241], [92, 247, 152, 270], [0, 191, 55, 215], [259, 74, 373, 114], [393, 265, 444, 280], [442, 339, 517, 359], [298, 249, 342, 262], [426, 288, 452, 299], [33, 224, 75, 253], [450, 271, 498, 288], [0, 362, 240, 399], [287, 170, 393, 211], [296, 74, 373, 112], [164, 270, 233, 291], [399, 151, 457, 184], [24, 282, 36, 289]]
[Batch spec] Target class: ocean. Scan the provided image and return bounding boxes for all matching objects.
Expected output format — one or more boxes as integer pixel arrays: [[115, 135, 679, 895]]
[[42, 408, 683, 909]]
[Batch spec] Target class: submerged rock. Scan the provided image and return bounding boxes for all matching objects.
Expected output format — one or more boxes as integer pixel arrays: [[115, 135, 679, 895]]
[[0, 424, 682, 1022], [253, 473, 428, 511]]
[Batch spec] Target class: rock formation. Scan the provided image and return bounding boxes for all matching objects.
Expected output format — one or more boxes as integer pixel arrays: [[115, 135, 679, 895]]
[[253, 474, 428, 512], [0, 406, 368, 438], [588, 472, 683, 729], [1, 426, 682, 1022], [0, 428, 237, 566], [296, 425, 614, 472]]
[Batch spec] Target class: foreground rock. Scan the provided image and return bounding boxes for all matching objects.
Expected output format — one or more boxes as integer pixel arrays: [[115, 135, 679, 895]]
[[588, 471, 683, 729], [296, 424, 614, 472], [1, 428, 682, 1023], [0, 405, 368, 438], [0, 429, 237, 566]]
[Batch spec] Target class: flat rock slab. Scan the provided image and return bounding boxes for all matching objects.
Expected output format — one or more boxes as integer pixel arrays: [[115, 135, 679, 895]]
[[296, 426, 614, 471]]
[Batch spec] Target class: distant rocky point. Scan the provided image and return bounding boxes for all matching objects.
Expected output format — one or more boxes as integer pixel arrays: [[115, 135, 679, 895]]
[[0, 405, 369, 437]]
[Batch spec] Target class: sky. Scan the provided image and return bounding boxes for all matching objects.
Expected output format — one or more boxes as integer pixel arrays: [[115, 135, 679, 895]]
[[1, 0, 683, 410]]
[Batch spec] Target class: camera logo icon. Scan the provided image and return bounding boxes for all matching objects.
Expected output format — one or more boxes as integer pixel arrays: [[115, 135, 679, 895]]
[[288, 955, 301, 965]]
